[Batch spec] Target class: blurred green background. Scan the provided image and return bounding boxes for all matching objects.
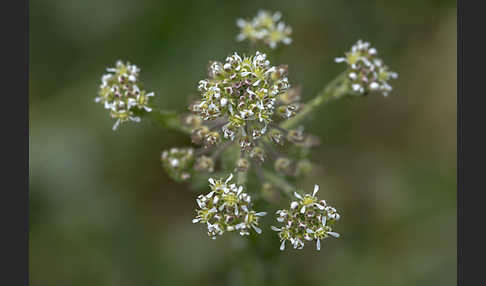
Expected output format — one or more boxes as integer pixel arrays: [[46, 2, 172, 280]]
[[29, 0, 456, 285]]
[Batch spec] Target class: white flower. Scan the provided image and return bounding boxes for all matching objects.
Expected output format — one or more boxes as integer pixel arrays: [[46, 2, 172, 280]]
[[236, 10, 292, 49], [96, 60, 154, 130], [335, 40, 398, 97], [193, 174, 266, 239], [272, 184, 341, 251]]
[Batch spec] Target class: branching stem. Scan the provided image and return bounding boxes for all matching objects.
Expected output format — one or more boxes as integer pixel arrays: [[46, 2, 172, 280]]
[[280, 71, 349, 129]]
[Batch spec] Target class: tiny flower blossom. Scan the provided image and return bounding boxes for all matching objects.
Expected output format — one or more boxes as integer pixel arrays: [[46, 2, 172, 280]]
[[196, 51, 289, 138], [96, 60, 154, 130], [236, 10, 292, 49], [161, 147, 194, 181], [335, 40, 398, 97], [272, 185, 340, 251], [193, 174, 266, 239], [181, 51, 316, 184]]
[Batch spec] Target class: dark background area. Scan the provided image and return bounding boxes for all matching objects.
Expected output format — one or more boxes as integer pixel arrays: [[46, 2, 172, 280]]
[[29, 0, 456, 285]]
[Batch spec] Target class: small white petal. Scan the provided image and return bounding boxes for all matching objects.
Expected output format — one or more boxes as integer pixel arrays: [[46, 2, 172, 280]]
[[327, 231, 340, 238], [316, 239, 321, 251], [226, 173, 234, 183], [280, 240, 286, 251], [252, 225, 262, 234], [294, 192, 303, 200], [290, 201, 299, 209], [313, 185, 319, 196], [112, 119, 121, 131], [271, 226, 281, 231]]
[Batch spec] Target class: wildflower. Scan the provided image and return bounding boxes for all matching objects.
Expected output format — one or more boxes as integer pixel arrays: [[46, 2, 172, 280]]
[[192, 174, 267, 239], [161, 148, 194, 181], [180, 51, 316, 186], [272, 185, 340, 251], [96, 60, 154, 130], [335, 40, 398, 97], [194, 156, 215, 173], [196, 51, 289, 136], [236, 10, 292, 49]]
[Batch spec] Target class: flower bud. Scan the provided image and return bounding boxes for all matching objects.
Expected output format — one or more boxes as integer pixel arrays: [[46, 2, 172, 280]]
[[204, 131, 222, 147], [194, 156, 215, 173], [287, 128, 305, 144], [181, 114, 202, 129], [191, 126, 210, 145], [279, 86, 301, 105], [250, 147, 266, 164], [274, 157, 294, 176], [296, 159, 313, 176], [235, 158, 250, 172]]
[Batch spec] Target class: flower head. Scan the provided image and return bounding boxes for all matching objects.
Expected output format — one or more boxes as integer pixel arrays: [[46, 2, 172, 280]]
[[335, 40, 398, 97], [272, 185, 340, 251], [236, 10, 292, 49], [192, 174, 266, 239], [96, 60, 154, 130], [196, 51, 289, 136], [161, 147, 194, 181]]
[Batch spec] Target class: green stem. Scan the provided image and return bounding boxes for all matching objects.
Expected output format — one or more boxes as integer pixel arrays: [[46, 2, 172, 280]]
[[135, 109, 191, 135], [261, 170, 295, 198], [280, 71, 349, 130], [236, 171, 247, 186]]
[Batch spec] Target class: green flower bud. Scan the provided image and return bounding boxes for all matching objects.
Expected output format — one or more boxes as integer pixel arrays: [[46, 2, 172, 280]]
[[274, 157, 294, 176], [204, 131, 222, 147], [250, 147, 266, 164], [191, 126, 210, 145], [194, 156, 215, 173], [236, 158, 250, 172]]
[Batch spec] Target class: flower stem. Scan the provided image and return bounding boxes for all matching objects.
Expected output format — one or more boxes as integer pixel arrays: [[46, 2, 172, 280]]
[[135, 109, 192, 134], [280, 71, 349, 130], [261, 170, 294, 198]]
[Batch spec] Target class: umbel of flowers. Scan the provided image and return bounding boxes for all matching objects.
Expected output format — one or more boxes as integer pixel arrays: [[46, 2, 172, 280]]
[[236, 10, 292, 49], [95, 60, 154, 130], [162, 50, 318, 183], [192, 174, 267, 239], [272, 185, 341, 251], [95, 9, 399, 252], [335, 40, 398, 97]]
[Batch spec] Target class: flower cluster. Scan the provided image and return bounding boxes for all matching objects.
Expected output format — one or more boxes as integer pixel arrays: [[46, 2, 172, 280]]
[[236, 10, 292, 49], [161, 147, 194, 182], [335, 40, 398, 97], [194, 51, 289, 136], [181, 51, 316, 183], [272, 185, 340, 251], [192, 174, 266, 239], [96, 60, 154, 130]]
